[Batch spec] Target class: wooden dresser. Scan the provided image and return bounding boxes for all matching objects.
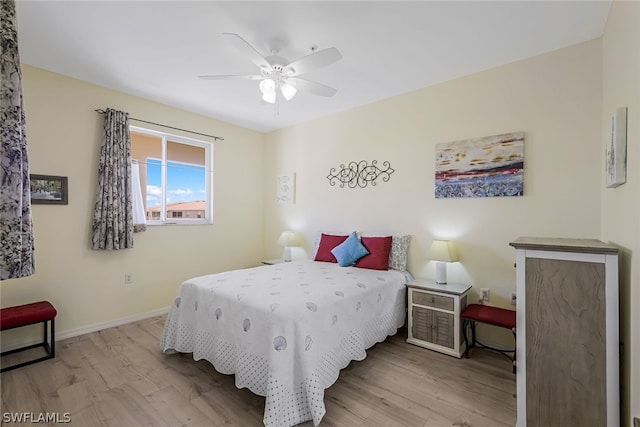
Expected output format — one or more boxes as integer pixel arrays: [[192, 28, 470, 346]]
[[510, 237, 619, 427]]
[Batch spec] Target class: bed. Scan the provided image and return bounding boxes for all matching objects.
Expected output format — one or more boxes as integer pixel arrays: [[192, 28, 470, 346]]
[[160, 234, 411, 427]]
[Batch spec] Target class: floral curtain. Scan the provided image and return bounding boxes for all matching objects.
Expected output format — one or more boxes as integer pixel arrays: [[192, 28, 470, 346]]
[[0, 0, 35, 279], [131, 160, 146, 233], [91, 108, 135, 250]]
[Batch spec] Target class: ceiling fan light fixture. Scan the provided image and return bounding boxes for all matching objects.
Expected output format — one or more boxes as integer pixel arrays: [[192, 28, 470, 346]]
[[261, 91, 276, 104], [259, 78, 276, 95], [203, 33, 341, 107], [259, 78, 277, 104], [280, 81, 297, 101]]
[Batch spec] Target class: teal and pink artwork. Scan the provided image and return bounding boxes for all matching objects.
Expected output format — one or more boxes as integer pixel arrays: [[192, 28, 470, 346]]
[[435, 132, 524, 198]]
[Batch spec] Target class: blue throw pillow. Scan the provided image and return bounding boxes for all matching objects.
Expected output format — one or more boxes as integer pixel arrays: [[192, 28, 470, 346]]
[[331, 232, 369, 267]]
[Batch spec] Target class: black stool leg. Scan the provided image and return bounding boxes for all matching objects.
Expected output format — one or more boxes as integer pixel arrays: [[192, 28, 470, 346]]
[[470, 320, 477, 349], [43, 320, 49, 352], [462, 319, 470, 358], [50, 318, 55, 358]]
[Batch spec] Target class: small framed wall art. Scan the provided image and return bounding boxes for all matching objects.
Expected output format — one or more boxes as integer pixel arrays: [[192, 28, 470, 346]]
[[606, 107, 628, 188], [30, 174, 68, 205], [276, 173, 295, 205]]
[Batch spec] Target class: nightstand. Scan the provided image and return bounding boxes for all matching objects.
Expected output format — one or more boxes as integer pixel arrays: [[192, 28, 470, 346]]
[[262, 259, 285, 265], [406, 279, 471, 358]]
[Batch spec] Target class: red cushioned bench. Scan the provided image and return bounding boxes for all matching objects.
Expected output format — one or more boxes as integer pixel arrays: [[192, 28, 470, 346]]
[[0, 301, 57, 373], [461, 303, 516, 373]]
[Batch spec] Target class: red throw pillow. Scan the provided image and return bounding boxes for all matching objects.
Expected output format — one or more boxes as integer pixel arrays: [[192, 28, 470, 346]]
[[314, 234, 349, 263], [355, 236, 393, 270]]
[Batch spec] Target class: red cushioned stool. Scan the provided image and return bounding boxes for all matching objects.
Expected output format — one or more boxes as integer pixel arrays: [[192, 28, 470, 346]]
[[461, 303, 516, 373], [1, 301, 57, 373]]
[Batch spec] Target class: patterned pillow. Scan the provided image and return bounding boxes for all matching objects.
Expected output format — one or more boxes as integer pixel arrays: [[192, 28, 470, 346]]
[[388, 235, 411, 271], [331, 232, 369, 267]]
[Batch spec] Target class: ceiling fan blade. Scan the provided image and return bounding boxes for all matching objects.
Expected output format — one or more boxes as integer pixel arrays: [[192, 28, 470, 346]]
[[198, 74, 263, 80], [284, 47, 342, 76], [222, 32, 272, 71], [288, 77, 337, 97]]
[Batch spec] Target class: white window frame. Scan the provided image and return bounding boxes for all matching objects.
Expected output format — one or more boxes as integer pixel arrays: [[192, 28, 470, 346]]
[[131, 125, 213, 225]]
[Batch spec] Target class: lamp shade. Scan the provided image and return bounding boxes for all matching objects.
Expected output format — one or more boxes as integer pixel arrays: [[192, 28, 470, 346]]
[[277, 231, 300, 247], [260, 78, 277, 104], [259, 78, 276, 95], [280, 81, 297, 101], [426, 240, 458, 262]]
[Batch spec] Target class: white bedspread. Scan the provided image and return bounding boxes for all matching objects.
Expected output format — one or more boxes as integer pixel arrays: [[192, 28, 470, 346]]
[[160, 260, 407, 427]]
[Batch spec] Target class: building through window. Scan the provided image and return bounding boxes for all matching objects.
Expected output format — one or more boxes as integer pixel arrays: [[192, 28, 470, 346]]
[[131, 127, 212, 224]]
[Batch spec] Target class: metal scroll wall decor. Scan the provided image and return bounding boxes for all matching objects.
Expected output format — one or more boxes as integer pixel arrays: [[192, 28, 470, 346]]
[[327, 160, 395, 188]]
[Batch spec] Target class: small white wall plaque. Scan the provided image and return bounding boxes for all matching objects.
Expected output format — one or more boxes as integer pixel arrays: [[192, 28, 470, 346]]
[[606, 107, 628, 188], [276, 173, 295, 205]]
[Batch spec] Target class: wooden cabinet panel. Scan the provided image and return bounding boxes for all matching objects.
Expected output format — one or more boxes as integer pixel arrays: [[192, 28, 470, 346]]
[[433, 311, 454, 348], [510, 237, 618, 427], [411, 306, 454, 349], [411, 305, 433, 342], [525, 257, 606, 425]]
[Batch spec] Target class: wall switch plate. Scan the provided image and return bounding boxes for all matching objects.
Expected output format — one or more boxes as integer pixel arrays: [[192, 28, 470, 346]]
[[480, 288, 490, 302], [124, 273, 133, 284], [510, 291, 517, 305]]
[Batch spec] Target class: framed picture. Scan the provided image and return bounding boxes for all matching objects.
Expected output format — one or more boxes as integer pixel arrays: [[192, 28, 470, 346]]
[[30, 174, 68, 205], [606, 107, 628, 188], [276, 173, 295, 205], [435, 132, 525, 198]]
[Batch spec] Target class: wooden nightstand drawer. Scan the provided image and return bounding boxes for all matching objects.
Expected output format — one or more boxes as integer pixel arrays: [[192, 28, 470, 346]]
[[412, 291, 454, 311]]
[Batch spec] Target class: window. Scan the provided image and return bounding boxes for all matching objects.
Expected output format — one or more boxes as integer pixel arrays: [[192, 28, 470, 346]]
[[131, 126, 212, 225]]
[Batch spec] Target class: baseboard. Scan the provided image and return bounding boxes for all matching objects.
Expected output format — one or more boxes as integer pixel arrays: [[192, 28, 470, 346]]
[[1, 306, 170, 353], [56, 306, 170, 341]]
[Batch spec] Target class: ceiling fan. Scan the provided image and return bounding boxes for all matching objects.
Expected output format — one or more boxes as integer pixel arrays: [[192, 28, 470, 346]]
[[199, 33, 342, 104]]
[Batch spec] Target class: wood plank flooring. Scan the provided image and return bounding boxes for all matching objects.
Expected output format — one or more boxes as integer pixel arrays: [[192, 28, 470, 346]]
[[1, 316, 516, 426]]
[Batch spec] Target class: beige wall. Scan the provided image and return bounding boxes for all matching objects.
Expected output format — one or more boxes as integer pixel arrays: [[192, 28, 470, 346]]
[[0, 66, 265, 342], [4, 11, 638, 422], [264, 40, 603, 347], [601, 1, 640, 424]]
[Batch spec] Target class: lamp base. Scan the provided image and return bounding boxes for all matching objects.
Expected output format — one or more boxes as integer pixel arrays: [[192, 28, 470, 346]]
[[282, 247, 292, 262], [435, 262, 447, 284]]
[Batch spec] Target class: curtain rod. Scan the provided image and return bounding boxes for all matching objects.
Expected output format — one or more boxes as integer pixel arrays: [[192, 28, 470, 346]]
[[94, 109, 224, 141]]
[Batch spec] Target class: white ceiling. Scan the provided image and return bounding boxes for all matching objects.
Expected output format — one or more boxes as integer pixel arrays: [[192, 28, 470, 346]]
[[15, 1, 611, 133]]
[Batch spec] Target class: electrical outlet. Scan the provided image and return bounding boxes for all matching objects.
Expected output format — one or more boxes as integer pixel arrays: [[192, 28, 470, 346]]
[[124, 273, 133, 284], [480, 288, 490, 302], [510, 291, 517, 305]]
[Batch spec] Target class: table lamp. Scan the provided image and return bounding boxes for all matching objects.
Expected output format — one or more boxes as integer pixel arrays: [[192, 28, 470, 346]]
[[277, 231, 300, 262], [426, 239, 458, 284]]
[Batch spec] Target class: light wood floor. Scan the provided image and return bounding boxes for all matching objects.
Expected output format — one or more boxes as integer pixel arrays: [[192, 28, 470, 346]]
[[1, 316, 516, 426]]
